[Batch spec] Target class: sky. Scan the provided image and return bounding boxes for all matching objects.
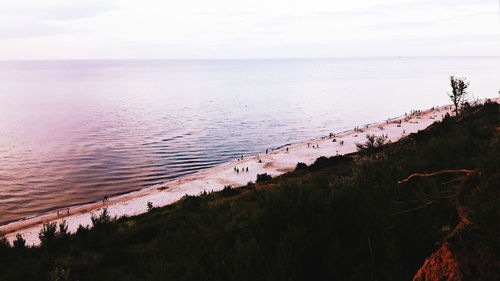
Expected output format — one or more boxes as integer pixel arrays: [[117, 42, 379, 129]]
[[0, 0, 499, 60]]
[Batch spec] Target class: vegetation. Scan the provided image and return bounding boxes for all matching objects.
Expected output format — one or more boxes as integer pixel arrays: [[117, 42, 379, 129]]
[[90, 208, 112, 228], [0, 232, 9, 255], [12, 234, 26, 250], [356, 134, 387, 153], [448, 76, 470, 115], [0, 101, 498, 281], [256, 173, 273, 183]]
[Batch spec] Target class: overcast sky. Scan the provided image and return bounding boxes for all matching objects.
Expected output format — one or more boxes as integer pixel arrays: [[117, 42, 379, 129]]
[[0, 0, 499, 60]]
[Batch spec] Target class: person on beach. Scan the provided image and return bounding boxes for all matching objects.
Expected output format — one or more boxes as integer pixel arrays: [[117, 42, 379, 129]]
[[236, 168, 239, 174], [286, 147, 289, 152], [66, 208, 70, 215], [246, 167, 248, 172], [266, 149, 268, 154]]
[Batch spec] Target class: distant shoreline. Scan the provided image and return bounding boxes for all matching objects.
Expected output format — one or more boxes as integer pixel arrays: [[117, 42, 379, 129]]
[[1, 56, 499, 63]]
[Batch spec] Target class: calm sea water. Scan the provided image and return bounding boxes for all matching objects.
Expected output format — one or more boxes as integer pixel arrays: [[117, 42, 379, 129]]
[[0, 57, 499, 225]]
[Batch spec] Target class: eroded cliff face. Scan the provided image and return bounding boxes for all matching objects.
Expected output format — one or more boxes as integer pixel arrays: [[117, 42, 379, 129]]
[[413, 223, 499, 281], [413, 173, 500, 281], [413, 241, 462, 281]]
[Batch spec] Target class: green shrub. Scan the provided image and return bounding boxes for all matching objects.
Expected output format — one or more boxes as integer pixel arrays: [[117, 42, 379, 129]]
[[0, 231, 9, 258], [256, 173, 272, 183], [39, 222, 58, 246], [91, 207, 112, 228], [13, 233, 26, 249], [295, 162, 308, 171], [220, 185, 240, 197], [356, 134, 387, 153], [58, 220, 68, 237]]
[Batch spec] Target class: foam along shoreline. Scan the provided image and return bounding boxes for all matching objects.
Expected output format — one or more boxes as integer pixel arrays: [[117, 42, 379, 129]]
[[0, 102, 473, 245]]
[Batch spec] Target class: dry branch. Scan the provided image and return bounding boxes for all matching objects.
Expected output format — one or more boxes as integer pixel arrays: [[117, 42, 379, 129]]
[[390, 201, 434, 216], [397, 169, 475, 184]]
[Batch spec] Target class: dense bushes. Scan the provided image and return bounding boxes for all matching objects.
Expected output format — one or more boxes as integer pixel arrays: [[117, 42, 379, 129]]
[[0, 102, 498, 281], [356, 134, 387, 153], [256, 173, 272, 183]]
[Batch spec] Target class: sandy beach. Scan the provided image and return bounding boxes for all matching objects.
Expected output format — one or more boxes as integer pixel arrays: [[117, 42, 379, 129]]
[[0, 102, 470, 245]]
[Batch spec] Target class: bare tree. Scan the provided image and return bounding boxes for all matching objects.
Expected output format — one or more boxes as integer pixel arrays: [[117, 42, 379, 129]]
[[448, 76, 470, 115]]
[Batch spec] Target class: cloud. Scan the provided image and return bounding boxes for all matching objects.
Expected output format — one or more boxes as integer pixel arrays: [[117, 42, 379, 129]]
[[0, 22, 71, 39], [1, 1, 117, 21], [0, 1, 116, 39], [0, 0, 498, 59]]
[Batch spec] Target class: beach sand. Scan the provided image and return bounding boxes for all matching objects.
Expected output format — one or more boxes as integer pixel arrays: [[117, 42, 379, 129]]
[[0, 103, 468, 245]]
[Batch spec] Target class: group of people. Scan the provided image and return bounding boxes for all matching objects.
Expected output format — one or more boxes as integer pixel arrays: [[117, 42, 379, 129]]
[[331, 138, 345, 146], [265, 147, 287, 154], [353, 126, 364, 132], [308, 143, 320, 149], [234, 166, 249, 174], [409, 109, 423, 115]]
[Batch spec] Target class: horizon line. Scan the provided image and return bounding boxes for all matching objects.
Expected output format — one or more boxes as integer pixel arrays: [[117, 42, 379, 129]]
[[0, 55, 499, 62]]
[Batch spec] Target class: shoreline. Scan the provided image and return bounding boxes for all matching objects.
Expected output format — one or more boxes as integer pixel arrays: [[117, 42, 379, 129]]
[[0, 115, 406, 228], [2, 101, 489, 245]]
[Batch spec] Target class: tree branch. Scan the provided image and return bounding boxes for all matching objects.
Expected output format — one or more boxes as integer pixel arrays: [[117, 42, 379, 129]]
[[397, 169, 475, 184], [390, 201, 434, 216]]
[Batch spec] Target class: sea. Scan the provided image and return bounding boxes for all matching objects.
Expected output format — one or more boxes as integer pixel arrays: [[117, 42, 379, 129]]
[[0, 57, 499, 225]]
